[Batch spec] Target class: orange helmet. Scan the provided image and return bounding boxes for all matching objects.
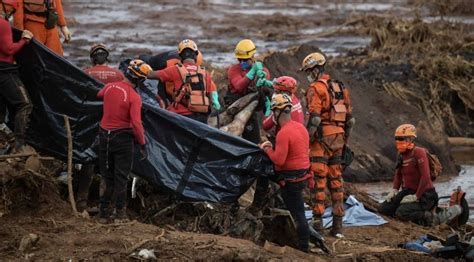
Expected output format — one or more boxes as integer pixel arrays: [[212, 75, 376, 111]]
[[395, 124, 417, 138], [300, 52, 327, 71], [271, 94, 292, 111], [178, 39, 198, 54], [196, 50, 203, 66], [126, 59, 152, 80], [273, 76, 297, 94]]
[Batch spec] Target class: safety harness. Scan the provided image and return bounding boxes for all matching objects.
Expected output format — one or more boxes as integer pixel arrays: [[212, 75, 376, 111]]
[[275, 169, 315, 189], [174, 63, 209, 113]]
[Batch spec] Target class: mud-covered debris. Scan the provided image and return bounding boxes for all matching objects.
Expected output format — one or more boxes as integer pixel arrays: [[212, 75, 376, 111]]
[[18, 234, 39, 253]]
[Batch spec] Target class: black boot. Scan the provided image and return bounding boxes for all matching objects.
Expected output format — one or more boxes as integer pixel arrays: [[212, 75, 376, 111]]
[[99, 205, 112, 224], [330, 216, 344, 238]]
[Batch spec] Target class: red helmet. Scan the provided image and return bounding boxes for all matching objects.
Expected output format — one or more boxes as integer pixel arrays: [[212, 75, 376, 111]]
[[273, 76, 297, 94]]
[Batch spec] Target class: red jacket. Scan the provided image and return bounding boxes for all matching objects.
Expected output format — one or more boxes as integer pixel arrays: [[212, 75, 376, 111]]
[[97, 81, 145, 145], [266, 120, 310, 171], [393, 147, 434, 199], [0, 19, 27, 64], [227, 63, 270, 95], [263, 94, 304, 131], [153, 61, 216, 115], [84, 65, 124, 84]]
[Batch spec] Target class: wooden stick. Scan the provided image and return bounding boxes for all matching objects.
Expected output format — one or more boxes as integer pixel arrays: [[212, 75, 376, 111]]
[[64, 115, 77, 216], [0, 152, 36, 160]]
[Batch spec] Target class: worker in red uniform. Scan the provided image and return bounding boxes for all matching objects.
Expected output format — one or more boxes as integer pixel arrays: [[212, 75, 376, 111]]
[[13, 0, 71, 56], [97, 59, 150, 223], [139, 50, 203, 108], [302, 52, 354, 238], [147, 39, 220, 123], [0, 0, 34, 153], [259, 94, 310, 252], [262, 76, 304, 132], [84, 44, 124, 84]]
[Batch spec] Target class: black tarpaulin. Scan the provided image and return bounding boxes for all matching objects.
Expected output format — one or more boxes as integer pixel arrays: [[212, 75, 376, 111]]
[[11, 29, 273, 203]]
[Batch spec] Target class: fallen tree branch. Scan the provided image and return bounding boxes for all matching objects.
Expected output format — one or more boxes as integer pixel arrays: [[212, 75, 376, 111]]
[[64, 115, 77, 216]]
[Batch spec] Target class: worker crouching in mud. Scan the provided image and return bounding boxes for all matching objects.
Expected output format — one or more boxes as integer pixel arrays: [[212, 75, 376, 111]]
[[147, 39, 220, 123], [97, 59, 150, 223], [259, 94, 311, 252], [379, 124, 467, 226]]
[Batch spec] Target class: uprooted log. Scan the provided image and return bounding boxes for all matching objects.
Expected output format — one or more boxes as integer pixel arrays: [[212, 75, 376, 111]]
[[208, 93, 258, 128], [219, 101, 258, 136]]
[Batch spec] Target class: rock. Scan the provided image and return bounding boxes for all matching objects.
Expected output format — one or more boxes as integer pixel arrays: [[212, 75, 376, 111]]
[[18, 233, 39, 253], [25, 155, 41, 172]]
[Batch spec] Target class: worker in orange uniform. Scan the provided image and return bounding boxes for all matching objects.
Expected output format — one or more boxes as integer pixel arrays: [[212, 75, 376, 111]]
[[97, 59, 150, 223], [259, 94, 310, 252], [147, 39, 220, 123], [301, 52, 355, 238], [13, 0, 71, 56]]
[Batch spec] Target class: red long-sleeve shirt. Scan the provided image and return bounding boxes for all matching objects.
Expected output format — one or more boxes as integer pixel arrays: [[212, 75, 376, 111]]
[[227, 63, 270, 95], [0, 19, 27, 64], [84, 65, 124, 84], [266, 120, 310, 171], [153, 61, 216, 115], [393, 147, 434, 199], [263, 94, 304, 131], [97, 81, 145, 145]]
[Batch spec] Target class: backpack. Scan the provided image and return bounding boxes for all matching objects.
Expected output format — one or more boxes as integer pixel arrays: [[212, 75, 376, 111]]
[[174, 64, 209, 113], [317, 79, 349, 127]]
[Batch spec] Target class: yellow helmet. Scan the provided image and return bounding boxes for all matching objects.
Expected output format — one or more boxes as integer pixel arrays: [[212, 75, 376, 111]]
[[395, 124, 417, 138], [235, 39, 256, 59], [127, 59, 152, 80], [178, 39, 198, 54], [300, 52, 327, 71], [271, 94, 292, 111]]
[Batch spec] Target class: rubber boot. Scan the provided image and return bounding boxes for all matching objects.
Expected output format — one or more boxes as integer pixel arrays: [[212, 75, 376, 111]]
[[437, 205, 463, 225], [330, 216, 344, 238], [312, 215, 323, 232], [99, 205, 112, 224], [113, 208, 129, 223]]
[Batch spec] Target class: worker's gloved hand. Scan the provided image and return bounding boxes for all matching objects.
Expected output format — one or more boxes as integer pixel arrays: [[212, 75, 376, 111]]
[[210, 91, 221, 111], [256, 78, 273, 88], [400, 194, 417, 204], [21, 29, 33, 41], [253, 61, 264, 72], [264, 96, 271, 116], [307, 113, 321, 144], [259, 141, 273, 151], [60, 26, 72, 43], [385, 189, 398, 203], [245, 66, 257, 80], [139, 145, 147, 161], [256, 70, 266, 80]]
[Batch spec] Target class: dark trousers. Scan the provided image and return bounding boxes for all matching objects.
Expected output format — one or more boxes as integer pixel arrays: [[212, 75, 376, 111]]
[[185, 112, 209, 124], [0, 69, 32, 148], [99, 128, 134, 210], [281, 181, 310, 252], [379, 188, 438, 225]]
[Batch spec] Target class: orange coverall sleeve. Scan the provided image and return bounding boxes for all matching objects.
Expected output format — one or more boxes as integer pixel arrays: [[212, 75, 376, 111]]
[[343, 88, 352, 116], [13, 0, 25, 29], [55, 0, 67, 27], [206, 73, 217, 93], [306, 83, 325, 115]]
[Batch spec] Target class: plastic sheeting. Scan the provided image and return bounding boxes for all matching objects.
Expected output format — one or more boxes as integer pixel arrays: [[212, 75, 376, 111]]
[[11, 29, 273, 203]]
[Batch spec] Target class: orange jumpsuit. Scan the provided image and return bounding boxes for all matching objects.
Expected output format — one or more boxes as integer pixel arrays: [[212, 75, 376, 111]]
[[306, 74, 352, 218], [13, 0, 67, 56]]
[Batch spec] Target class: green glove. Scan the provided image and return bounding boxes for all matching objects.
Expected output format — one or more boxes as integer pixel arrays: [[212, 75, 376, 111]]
[[245, 66, 256, 80], [256, 70, 266, 80], [256, 78, 273, 88], [264, 97, 271, 116], [253, 61, 264, 71], [210, 91, 221, 111]]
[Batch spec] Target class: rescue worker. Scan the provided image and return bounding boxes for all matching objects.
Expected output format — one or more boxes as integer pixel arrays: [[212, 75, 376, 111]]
[[259, 94, 310, 252], [262, 76, 304, 132], [13, 0, 71, 56], [378, 124, 466, 226], [139, 50, 203, 108], [0, 0, 34, 152], [302, 52, 354, 237], [147, 39, 220, 123], [76, 43, 124, 212], [84, 44, 124, 84], [97, 59, 150, 222], [226, 39, 273, 210]]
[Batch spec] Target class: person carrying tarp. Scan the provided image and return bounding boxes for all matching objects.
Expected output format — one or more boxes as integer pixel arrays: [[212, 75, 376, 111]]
[[225, 39, 273, 210], [97, 59, 150, 223], [13, 0, 71, 56], [378, 124, 467, 226], [259, 94, 311, 252], [301, 51, 354, 238], [262, 76, 304, 133], [0, 0, 34, 153], [147, 39, 220, 124]]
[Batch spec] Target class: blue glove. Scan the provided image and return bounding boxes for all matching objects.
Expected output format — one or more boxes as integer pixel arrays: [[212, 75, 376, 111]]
[[253, 61, 264, 71], [257, 78, 273, 88], [210, 91, 221, 111], [264, 97, 271, 116]]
